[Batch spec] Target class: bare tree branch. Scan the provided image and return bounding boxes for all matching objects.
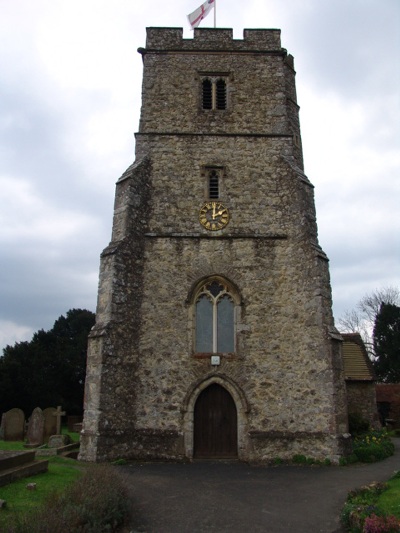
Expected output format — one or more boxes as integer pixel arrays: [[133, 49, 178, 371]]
[[337, 286, 400, 359]]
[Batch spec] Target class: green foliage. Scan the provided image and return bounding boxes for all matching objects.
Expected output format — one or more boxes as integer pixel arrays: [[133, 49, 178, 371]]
[[111, 458, 128, 466], [0, 440, 26, 451], [290, 454, 332, 466], [340, 453, 359, 466], [0, 309, 95, 416], [292, 454, 307, 464], [0, 456, 82, 530], [373, 303, 400, 383], [377, 473, 400, 518], [341, 482, 388, 532], [341, 473, 400, 531], [353, 430, 395, 463], [4, 464, 129, 533]]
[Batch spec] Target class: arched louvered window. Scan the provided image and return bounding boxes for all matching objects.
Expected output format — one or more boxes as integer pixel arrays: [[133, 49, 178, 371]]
[[202, 79, 213, 110], [208, 170, 219, 199], [215, 79, 226, 110], [201, 77, 227, 111], [195, 279, 236, 353]]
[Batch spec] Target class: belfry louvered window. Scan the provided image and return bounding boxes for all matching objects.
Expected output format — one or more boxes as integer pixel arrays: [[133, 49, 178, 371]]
[[215, 79, 226, 109], [202, 78, 227, 110], [208, 170, 219, 199], [202, 79, 213, 109]]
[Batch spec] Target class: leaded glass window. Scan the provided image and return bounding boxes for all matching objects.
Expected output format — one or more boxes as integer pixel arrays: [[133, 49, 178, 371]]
[[195, 280, 235, 353]]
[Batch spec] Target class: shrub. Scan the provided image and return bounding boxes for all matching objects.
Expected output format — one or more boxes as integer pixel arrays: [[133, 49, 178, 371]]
[[353, 430, 395, 463], [341, 483, 388, 530], [10, 464, 130, 533], [364, 513, 400, 532], [292, 454, 307, 464]]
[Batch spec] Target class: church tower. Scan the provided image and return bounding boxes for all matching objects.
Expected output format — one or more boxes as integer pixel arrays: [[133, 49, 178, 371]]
[[79, 27, 349, 463]]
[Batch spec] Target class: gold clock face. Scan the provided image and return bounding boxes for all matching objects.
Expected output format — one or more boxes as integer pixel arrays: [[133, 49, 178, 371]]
[[199, 201, 230, 231]]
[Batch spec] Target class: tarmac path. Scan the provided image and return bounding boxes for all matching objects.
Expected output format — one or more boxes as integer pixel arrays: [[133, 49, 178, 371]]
[[120, 439, 400, 533]]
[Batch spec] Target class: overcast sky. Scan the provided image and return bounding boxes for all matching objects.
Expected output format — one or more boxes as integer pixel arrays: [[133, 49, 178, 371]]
[[1, 0, 399, 351]]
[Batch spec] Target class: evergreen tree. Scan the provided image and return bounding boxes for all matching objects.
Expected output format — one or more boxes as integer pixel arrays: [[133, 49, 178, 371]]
[[0, 309, 95, 416], [373, 303, 400, 382]]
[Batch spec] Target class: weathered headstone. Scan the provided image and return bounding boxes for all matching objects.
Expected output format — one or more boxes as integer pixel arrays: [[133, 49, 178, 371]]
[[26, 408, 44, 446], [48, 434, 71, 448], [2, 408, 25, 441], [43, 408, 57, 442]]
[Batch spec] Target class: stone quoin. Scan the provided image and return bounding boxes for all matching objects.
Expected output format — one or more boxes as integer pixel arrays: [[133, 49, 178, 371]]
[[79, 27, 349, 463]]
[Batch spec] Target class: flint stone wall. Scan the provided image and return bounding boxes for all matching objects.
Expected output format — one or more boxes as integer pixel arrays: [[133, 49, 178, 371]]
[[80, 28, 348, 463]]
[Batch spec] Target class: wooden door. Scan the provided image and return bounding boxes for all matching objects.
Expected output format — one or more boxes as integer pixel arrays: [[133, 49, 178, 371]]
[[194, 384, 238, 458]]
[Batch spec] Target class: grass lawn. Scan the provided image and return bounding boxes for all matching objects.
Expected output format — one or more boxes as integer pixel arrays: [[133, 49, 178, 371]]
[[0, 432, 84, 529], [377, 473, 400, 518], [0, 456, 84, 527]]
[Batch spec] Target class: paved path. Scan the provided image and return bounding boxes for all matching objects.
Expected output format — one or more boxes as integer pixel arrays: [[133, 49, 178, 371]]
[[120, 439, 400, 533]]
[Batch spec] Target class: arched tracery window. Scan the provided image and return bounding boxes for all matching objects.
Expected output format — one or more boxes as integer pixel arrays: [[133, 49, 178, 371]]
[[194, 279, 236, 353]]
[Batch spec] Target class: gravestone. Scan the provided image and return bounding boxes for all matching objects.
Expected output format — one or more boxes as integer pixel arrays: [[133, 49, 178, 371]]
[[26, 408, 44, 446], [48, 434, 71, 448], [2, 408, 25, 441], [43, 408, 57, 442]]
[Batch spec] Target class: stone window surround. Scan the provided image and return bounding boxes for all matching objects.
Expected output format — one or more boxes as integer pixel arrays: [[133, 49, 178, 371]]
[[198, 71, 231, 112], [202, 165, 224, 200], [189, 275, 241, 358]]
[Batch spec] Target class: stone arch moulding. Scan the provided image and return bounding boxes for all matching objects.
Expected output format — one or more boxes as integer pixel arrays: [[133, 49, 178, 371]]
[[186, 274, 242, 306], [182, 374, 251, 460]]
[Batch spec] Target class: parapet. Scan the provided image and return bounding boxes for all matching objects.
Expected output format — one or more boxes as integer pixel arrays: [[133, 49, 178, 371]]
[[144, 27, 282, 51]]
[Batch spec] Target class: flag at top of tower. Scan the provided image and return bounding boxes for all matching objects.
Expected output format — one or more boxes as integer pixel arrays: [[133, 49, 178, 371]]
[[187, 0, 215, 29]]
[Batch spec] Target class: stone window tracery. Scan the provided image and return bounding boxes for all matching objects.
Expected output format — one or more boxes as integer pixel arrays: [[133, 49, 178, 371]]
[[194, 279, 236, 353]]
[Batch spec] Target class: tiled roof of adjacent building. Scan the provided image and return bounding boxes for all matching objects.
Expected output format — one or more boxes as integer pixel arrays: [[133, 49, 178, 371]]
[[342, 333, 376, 382]]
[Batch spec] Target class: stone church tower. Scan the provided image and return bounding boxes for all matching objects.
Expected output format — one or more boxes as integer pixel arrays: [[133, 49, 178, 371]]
[[79, 27, 349, 463]]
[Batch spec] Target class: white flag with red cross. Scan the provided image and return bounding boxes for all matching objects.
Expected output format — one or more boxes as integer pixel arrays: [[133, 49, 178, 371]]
[[187, 0, 215, 29]]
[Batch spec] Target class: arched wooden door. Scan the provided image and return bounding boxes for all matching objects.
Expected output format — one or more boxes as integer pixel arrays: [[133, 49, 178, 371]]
[[194, 384, 238, 458]]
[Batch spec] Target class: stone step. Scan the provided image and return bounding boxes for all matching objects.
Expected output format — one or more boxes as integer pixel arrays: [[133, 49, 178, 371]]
[[0, 459, 49, 487], [0, 451, 36, 472]]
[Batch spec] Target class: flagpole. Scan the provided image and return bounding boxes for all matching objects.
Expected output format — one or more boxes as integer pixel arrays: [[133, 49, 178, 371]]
[[214, 0, 216, 27]]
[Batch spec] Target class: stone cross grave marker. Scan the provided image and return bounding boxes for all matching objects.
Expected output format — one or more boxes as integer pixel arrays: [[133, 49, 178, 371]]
[[26, 407, 45, 446], [53, 406, 66, 435], [1, 408, 25, 441], [43, 407, 57, 442]]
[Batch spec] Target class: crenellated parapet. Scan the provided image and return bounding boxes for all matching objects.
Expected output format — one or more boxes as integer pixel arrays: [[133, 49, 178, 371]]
[[142, 27, 282, 52]]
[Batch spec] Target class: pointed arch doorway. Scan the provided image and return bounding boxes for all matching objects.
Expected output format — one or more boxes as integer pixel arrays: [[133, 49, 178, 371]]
[[193, 384, 238, 458]]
